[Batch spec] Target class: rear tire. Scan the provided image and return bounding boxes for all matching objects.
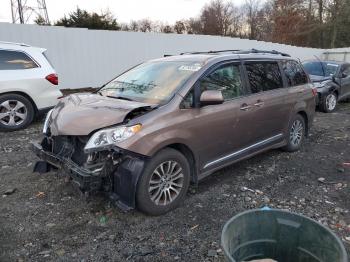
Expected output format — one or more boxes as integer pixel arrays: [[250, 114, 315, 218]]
[[136, 148, 190, 216], [0, 94, 35, 131], [320, 92, 337, 113], [282, 114, 305, 152]]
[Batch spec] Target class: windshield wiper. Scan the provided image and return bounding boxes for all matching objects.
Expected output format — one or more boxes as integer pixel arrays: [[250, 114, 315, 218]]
[[107, 95, 134, 101]]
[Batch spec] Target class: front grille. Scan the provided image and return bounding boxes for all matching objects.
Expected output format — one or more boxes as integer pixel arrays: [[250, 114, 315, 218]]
[[51, 136, 89, 165]]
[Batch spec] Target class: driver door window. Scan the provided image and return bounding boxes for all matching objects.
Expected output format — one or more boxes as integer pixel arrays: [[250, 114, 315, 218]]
[[342, 64, 350, 76], [199, 64, 244, 101]]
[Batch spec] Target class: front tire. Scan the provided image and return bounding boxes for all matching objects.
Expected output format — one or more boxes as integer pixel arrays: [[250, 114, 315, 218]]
[[282, 114, 305, 152], [0, 94, 35, 131], [320, 92, 337, 113], [136, 148, 191, 215]]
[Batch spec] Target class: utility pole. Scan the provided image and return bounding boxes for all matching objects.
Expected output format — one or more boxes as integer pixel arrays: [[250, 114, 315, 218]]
[[11, 0, 50, 24]]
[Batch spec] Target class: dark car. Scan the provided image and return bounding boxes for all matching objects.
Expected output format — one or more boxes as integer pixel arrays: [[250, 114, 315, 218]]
[[31, 50, 316, 215], [302, 60, 350, 112]]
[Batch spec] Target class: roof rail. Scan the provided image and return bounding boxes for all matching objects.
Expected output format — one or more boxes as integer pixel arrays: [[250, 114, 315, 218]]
[[0, 41, 30, 47], [180, 49, 240, 55], [180, 49, 291, 57], [236, 49, 291, 57]]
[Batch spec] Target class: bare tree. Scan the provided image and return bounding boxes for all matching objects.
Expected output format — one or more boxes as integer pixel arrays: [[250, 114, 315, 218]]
[[161, 25, 174, 33], [244, 0, 261, 39], [200, 0, 234, 36], [54, 0, 350, 48], [174, 20, 186, 34], [139, 19, 153, 32], [229, 4, 245, 37], [129, 20, 139, 31], [187, 18, 203, 34]]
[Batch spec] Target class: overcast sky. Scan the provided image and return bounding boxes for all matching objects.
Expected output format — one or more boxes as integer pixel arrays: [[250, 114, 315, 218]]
[[0, 0, 245, 24]]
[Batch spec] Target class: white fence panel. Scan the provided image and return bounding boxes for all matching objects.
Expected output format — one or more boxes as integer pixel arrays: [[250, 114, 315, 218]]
[[323, 48, 350, 62], [0, 23, 325, 89]]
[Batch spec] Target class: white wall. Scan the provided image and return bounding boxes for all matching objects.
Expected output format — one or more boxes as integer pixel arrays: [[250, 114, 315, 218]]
[[0, 23, 325, 89], [323, 48, 350, 62]]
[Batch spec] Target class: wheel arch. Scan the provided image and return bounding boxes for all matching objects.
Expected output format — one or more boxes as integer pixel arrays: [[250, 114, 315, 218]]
[[328, 83, 340, 98], [333, 88, 339, 98], [157, 143, 198, 184], [0, 91, 38, 113], [296, 110, 309, 136]]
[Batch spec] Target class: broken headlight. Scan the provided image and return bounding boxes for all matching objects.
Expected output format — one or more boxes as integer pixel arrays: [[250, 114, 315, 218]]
[[84, 124, 142, 152]]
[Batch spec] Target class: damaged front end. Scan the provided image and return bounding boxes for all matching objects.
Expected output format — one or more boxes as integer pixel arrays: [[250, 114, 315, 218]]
[[31, 135, 147, 211], [30, 93, 154, 211]]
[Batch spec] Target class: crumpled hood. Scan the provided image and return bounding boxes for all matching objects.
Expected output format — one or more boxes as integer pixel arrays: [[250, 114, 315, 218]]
[[309, 74, 332, 83], [49, 93, 153, 136]]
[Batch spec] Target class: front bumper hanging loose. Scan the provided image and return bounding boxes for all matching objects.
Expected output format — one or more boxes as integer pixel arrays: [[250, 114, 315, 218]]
[[30, 140, 146, 211]]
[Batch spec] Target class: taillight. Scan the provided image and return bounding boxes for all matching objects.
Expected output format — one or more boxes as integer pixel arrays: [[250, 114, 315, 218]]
[[46, 73, 58, 85], [311, 87, 317, 97]]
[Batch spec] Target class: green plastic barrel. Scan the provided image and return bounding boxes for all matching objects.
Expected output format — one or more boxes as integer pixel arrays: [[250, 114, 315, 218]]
[[221, 209, 348, 262]]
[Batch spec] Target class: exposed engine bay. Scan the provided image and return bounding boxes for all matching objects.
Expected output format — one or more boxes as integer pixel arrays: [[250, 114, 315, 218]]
[[31, 93, 156, 210], [32, 133, 147, 211]]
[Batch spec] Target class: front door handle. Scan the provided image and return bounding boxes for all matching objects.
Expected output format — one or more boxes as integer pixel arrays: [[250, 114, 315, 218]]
[[240, 104, 252, 111], [254, 100, 264, 107]]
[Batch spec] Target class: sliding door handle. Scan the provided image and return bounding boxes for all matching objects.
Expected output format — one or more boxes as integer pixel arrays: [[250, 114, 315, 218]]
[[254, 101, 264, 107], [240, 104, 252, 111]]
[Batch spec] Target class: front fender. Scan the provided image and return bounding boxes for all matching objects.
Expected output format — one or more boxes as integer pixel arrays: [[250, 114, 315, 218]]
[[317, 83, 340, 97], [112, 157, 146, 210]]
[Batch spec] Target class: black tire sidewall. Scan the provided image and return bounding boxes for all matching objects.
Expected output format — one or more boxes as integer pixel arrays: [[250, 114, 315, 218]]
[[0, 94, 35, 131], [283, 114, 305, 152], [136, 148, 191, 216]]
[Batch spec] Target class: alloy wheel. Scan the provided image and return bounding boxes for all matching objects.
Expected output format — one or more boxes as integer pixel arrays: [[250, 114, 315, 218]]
[[148, 160, 184, 206], [289, 119, 303, 147], [0, 100, 28, 126], [326, 93, 337, 111]]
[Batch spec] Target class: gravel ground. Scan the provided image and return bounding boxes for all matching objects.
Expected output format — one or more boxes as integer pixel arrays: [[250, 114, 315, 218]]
[[1, 103, 350, 262]]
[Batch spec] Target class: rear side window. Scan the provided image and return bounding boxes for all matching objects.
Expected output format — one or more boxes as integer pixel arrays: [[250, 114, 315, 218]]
[[282, 60, 308, 86], [199, 63, 244, 100], [0, 50, 38, 70], [245, 62, 283, 93]]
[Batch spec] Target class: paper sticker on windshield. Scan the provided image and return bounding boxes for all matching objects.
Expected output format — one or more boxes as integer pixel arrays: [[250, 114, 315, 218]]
[[327, 63, 339, 67], [178, 63, 202, 72]]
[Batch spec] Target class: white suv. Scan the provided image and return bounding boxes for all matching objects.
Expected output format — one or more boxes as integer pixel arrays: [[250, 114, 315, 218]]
[[0, 41, 62, 131]]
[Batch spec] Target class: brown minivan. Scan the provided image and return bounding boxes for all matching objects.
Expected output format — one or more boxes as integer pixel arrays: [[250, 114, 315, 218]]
[[31, 50, 316, 215]]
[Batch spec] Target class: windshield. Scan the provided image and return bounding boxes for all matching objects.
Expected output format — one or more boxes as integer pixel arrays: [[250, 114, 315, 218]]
[[100, 61, 202, 104], [302, 61, 339, 77]]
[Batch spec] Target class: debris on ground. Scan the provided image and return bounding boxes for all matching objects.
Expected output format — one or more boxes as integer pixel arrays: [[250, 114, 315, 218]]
[[35, 191, 45, 198], [3, 188, 17, 195]]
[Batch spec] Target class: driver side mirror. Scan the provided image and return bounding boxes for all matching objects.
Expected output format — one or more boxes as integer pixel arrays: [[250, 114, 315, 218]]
[[331, 74, 336, 82], [200, 90, 224, 106], [341, 72, 348, 78]]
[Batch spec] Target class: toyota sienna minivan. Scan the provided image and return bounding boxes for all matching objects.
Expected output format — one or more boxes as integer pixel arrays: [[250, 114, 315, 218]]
[[31, 50, 316, 215]]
